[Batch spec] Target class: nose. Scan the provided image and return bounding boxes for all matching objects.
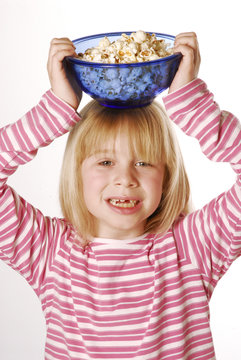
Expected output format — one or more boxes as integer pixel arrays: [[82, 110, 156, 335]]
[[114, 165, 138, 188]]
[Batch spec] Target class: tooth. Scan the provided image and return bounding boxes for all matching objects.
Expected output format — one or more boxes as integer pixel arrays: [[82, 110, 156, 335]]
[[109, 198, 138, 208]]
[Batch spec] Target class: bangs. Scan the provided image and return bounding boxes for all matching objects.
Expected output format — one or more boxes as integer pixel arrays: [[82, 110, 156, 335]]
[[78, 101, 167, 165]]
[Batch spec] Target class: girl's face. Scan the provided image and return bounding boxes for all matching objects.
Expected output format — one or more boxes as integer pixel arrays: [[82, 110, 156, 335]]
[[81, 131, 164, 239]]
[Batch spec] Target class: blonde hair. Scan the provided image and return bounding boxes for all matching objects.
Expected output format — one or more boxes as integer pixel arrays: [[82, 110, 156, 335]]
[[59, 100, 191, 244]]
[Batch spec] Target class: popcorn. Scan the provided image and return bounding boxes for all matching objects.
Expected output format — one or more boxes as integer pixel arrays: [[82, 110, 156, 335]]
[[78, 30, 173, 64]]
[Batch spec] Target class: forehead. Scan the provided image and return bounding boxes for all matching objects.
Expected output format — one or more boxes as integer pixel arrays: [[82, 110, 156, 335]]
[[90, 130, 135, 156], [79, 108, 165, 164]]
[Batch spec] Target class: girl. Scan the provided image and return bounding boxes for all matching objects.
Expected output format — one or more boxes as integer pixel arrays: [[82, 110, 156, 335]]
[[0, 32, 240, 359]]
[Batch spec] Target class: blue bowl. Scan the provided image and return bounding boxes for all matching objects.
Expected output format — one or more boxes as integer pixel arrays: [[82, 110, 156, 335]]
[[65, 32, 182, 108]]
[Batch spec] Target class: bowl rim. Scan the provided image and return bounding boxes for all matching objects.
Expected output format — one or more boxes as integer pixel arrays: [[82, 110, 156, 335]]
[[66, 31, 182, 67]]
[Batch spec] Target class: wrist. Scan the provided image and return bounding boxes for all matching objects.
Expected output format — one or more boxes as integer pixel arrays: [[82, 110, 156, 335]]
[[50, 88, 81, 111], [51, 87, 81, 111]]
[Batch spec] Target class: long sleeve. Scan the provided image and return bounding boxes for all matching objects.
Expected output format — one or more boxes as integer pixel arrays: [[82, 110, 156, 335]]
[[163, 79, 241, 298], [0, 90, 81, 294]]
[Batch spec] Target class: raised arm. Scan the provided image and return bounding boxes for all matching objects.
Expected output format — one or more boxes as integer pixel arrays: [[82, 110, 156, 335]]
[[163, 35, 241, 296], [0, 38, 81, 293]]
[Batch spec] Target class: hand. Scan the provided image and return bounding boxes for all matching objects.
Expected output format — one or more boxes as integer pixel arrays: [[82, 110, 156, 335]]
[[47, 38, 81, 110], [168, 32, 201, 94]]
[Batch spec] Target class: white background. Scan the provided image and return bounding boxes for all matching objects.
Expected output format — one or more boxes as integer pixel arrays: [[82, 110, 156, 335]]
[[0, 0, 240, 359]]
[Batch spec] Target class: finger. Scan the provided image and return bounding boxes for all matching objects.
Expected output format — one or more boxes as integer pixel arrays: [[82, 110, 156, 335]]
[[174, 44, 195, 63], [174, 34, 200, 66], [49, 44, 77, 57], [49, 38, 76, 54], [174, 43, 200, 77], [48, 48, 76, 67], [48, 38, 76, 58], [174, 33, 199, 56], [50, 37, 75, 45], [47, 47, 77, 76], [174, 43, 199, 63], [175, 36, 198, 50], [48, 42, 77, 67], [175, 32, 197, 41]]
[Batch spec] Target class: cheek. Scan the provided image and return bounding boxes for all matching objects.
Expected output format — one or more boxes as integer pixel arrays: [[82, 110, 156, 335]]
[[81, 174, 98, 213], [146, 170, 164, 190], [81, 164, 94, 204], [81, 161, 96, 188], [81, 168, 107, 196], [145, 173, 164, 203]]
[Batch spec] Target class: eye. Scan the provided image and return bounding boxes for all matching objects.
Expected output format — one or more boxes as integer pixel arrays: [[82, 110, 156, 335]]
[[98, 160, 113, 166], [135, 161, 152, 167]]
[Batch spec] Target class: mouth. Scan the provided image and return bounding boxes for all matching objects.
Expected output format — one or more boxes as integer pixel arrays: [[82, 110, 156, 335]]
[[108, 198, 140, 208]]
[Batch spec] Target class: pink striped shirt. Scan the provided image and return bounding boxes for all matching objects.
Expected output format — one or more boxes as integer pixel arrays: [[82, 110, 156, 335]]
[[0, 79, 240, 359]]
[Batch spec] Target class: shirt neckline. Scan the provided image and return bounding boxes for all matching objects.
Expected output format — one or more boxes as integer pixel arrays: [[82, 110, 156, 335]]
[[91, 232, 150, 246]]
